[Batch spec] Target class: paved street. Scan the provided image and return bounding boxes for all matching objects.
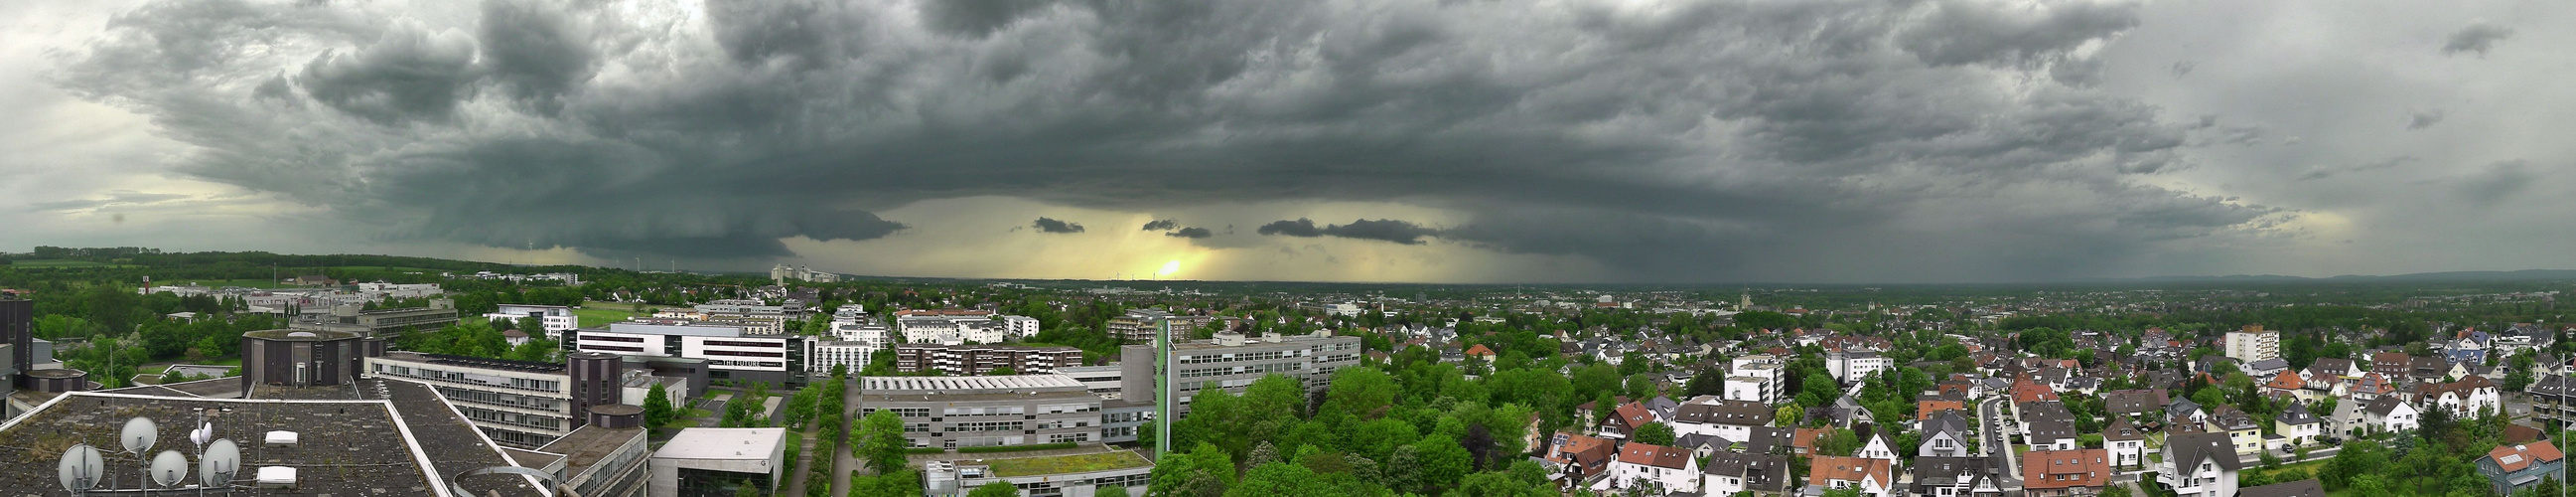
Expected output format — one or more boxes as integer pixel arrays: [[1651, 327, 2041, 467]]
[[1978, 397, 2024, 491]]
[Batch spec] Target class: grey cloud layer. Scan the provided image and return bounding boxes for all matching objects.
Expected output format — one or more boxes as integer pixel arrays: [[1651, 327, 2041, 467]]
[[1031, 217, 1084, 234], [52, 0, 2279, 281], [2442, 22, 2514, 57]]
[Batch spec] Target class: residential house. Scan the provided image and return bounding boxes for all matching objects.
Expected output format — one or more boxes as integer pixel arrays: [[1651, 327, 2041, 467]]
[[2020, 449, 2111, 497], [1609, 442, 1701, 493], [2527, 374, 2576, 427], [2016, 401, 2075, 441], [2417, 376, 2502, 417], [2205, 406, 2265, 456], [2371, 352, 2413, 375], [2308, 358, 2359, 381], [1919, 399, 1968, 420], [1921, 411, 1974, 458], [1856, 426, 1901, 465], [1700, 451, 1793, 496], [2101, 389, 2168, 419], [2246, 358, 2291, 379], [1544, 432, 1617, 484], [2028, 419, 2080, 451], [2103, 417, 2148, 469], [1670, 399, 1776, 444], [2275, 402, 2325, 447], [1602, 402, 1658, 439], [1913, 456, 2003, 497], [2476, 441, 2567, 496], [2351, 373, 2397, 402], [2159, 432, 2242, 497], [1807, 455, 1897, 497], [2411, 356, 2454, 384], [2361, 396, 2422, 435]]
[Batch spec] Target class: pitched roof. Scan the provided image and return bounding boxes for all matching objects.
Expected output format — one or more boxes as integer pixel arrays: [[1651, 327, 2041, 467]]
[[1613, 403, 1657, 429], [1808, 455, 1894, 489], [2364, 396, 2412, 416], [2487, 441, 2566, 473], [2168, 432, 2243, 471], [2266, 369, 2306, 391], [2239, 479, 2328, 497], [1919, 400, 1967, 420], [2019, 448, 2111, 489], [2102, 389, 2169, 414], [2102, 416, 2145, 441], [1672, 399, 1775, 426], [1618, 442, 1694, 470], [1925, 411, 1971, 438]]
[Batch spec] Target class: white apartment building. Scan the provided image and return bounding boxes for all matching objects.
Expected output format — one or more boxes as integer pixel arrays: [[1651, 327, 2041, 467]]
[[488, 304, 578, 336], [1727, 356, 1786, 404], [574, 321, 799, 385], [1608, 443, 1700, 493], [1828, 351, 1893, 385], [2225, 325, 2281, 362]]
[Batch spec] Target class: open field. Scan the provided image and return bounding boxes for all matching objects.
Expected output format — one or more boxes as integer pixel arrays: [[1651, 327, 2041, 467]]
[[330, 265, 448, 273], [576, 301, 651, 327]]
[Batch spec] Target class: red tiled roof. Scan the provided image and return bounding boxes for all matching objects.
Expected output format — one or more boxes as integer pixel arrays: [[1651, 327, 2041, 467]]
[[1919, 400, 1966, 420], [2266, 370, 2305, 391], [1618, 442, 1693, 469], [1807, 455, 1892, 489], [2489, 441, 2565, 473], [2021, 449, 2111, 490], [1614, 403, 1656, 430], [1465, 344, 1495, 357]]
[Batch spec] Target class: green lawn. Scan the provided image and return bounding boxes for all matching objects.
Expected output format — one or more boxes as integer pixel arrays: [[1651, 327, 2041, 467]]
[[575, 302, 650, 327], [9, 259, 137, 268], [987, 450, 1152, 478]]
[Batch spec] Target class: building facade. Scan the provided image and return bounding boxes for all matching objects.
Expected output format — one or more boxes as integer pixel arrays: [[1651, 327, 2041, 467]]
[[2227, 325, 2281, 362], [1168, 331, 1362, 414], [894, 344, 1084, 376], [571, 321, 800, 385], [858, 375, 1103, 448]]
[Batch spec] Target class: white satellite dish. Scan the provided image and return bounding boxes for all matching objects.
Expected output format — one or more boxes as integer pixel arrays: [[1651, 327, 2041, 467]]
[[121, 416, 159, 455], [201, 438, 241, 488], [58, 443, 104, 491], [150, 450, 189, 487]]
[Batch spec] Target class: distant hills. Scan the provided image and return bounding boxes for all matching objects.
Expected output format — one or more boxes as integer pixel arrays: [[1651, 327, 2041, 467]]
[[2101, 269, 2576, 283]]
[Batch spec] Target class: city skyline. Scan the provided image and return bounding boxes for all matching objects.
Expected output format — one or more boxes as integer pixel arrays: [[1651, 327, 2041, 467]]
[[4, 0, 2571, 283]]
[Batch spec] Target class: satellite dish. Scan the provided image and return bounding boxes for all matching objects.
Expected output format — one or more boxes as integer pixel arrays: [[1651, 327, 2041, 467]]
[[201, 438, 241, 488], [151, 450, 189, 487], [122, 416, 159, 454], [58, 444, 104, 491]]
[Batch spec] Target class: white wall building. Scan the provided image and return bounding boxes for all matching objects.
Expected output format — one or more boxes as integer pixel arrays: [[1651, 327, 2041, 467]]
[[2226, 326, 2281, 362], [488, 304, 579, 336], [648, 428, 786, 497], [1608, 443, 1701, 493], [575, 321, 797, 385]]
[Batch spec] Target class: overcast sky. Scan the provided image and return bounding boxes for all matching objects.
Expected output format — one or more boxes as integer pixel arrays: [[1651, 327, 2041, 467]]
[[3, 0, 2568, 283]]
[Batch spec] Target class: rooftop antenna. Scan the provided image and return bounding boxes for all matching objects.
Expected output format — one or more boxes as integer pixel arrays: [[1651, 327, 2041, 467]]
[[149, 450, 188, 489], [59, 443, 105, 496], [200, 438, 239, 497], [121, 416, 157, 490]]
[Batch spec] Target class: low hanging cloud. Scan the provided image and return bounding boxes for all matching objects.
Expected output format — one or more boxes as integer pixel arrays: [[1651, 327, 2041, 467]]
[[2441, 22, 2514, 57], [2407, 109, 2446, 130], [39, 0, 2297, 280], [1140, 219, 1178, 231], [1031, 217, 1085, 234], [1257, 219, 1444, 245]]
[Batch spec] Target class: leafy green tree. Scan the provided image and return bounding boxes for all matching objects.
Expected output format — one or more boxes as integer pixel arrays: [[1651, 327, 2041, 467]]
[[643, 383, 676, 427], [1319, 367, 1399, 419], [847, 468, 921, 497], [1224, 462, 1336, 496], [1632, 421, 1677, 446], [965, 481, 1019, 497], [859, 411, 910, 474], [1414, 433, 1472, 492]]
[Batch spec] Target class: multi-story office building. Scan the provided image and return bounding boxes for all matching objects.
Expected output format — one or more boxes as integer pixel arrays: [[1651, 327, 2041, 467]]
[[1727, 355, 1786, 404], [1061, 364, 1129, 397], [1168, 331, 1362, 414], [858, 375, 1103, 449], [303, 299, 461, 337], [1107, 309, 1177, 343], [365, 351, 636, 448], [894, 344, 1084, 376], [570, 321, 801, 385], [2227, 325, 2281, 362]]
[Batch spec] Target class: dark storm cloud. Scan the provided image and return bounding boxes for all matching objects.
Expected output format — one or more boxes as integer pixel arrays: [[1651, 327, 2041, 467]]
[[1168, 228, 1212, 239], [295, 21, 481, 124], [2441, 22, 2513, 57], [2407, 109, 2446, 130], [477, 0, 594, 114], [1140, 219, 1178, 231], [2453, 160, 2537, 208], [1257, 219, 1442, 245], [1031, 217, 1084, 234], [52, 0, 2272, 280]]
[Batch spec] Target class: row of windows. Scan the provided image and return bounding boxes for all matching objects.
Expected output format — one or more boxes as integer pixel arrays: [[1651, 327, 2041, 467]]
[[459, 406, 565, 430], [439, 386, 564, 411], [703, 340, 783, 348], [1180, 361, 1304, 379], [587, 335, 646, 343], [703, 350, 785, 358], [949, 421, 1024, 432], [1177, 350, 1303, 365], [945, 406, 1025, 416]]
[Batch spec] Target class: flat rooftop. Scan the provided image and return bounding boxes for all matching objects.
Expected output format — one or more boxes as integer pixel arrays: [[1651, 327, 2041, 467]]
[[244, 329, 361, 340], [654, 427, 786, 461], [861, 375, 1086, 394], [538, 424, 648, 470], [0, 392, 445, 495], [980, 450, 1153, 478]]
